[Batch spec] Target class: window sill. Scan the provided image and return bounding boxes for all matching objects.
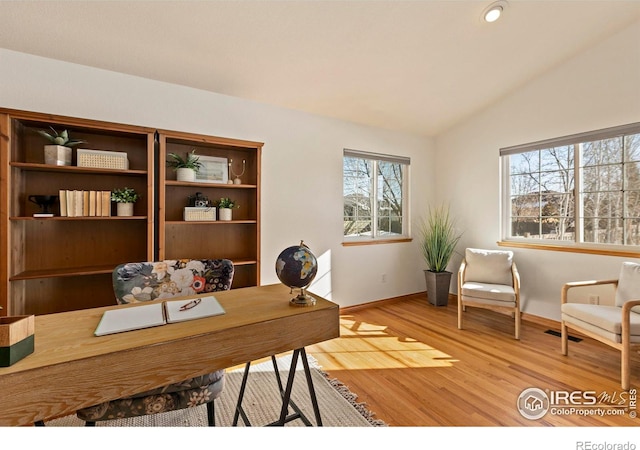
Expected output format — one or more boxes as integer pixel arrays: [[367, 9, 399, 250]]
[[343, 238, 413, 247], [497, 240, 640, 258]]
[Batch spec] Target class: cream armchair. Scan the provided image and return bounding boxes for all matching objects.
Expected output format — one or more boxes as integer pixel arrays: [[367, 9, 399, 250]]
[[457, 248, 521, 339], [561, 262, 640, 390]]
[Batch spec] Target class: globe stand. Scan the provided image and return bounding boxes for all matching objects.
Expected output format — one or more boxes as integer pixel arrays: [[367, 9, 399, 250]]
[[289, 288, 316, 307]]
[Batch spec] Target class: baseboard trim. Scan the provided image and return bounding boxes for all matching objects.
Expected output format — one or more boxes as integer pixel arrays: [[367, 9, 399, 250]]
[[339, 292, 425, 313], [340, 291, 563, 329], [521, 312, 560, 328]]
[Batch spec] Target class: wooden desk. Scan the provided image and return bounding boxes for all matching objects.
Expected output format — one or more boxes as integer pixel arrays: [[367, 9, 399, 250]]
[[0, 284, 339, 426]]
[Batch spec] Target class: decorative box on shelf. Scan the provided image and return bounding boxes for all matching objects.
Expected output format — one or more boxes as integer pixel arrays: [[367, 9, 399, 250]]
[[77, 149, 129, 170], [184, 207, 216, 221], [0, 315, 35, 367]]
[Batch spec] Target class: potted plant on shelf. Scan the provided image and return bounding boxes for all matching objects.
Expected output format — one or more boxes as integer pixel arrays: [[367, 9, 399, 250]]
[[111, 187, 140, 217], [216, 197, 238, 221], [36, 127, 86, 166], [167, 149, 203, 182], [418, 204, 463, 306]]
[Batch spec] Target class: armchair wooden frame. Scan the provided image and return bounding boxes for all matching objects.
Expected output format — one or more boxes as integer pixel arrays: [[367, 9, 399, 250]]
[[561, 279, 640, 390], [457, 259, 521, 340]]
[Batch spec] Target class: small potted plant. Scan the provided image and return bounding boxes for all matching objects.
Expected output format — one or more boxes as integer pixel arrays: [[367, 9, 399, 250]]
[[167, 149, 203, 182], [37, 127, 86, 166], [111, 187, 140, 217], [216, 197, 238, 221]]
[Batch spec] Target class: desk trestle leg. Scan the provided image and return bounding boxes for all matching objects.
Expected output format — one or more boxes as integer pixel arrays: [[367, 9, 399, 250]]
[[232, 348, 322, 427]]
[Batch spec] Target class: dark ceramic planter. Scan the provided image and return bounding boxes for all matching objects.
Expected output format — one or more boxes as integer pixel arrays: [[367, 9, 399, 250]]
[[424, 270, 452, 306]]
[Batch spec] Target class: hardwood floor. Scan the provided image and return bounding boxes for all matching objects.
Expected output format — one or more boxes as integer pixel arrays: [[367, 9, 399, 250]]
[[306, 294, 639, 427]]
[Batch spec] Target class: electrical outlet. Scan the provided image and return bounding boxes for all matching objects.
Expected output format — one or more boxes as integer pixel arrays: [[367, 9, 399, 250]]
[[589, 295, 599, 305], [381, 273, 387, 283]]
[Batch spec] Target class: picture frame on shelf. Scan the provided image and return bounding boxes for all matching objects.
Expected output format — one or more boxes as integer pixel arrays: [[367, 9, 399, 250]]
[[195, 155, 228, 184]]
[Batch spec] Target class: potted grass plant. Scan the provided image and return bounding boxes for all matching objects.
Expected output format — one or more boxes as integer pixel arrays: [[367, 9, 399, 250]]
[[418, 204, 463, 306], [167, 149, 203, 182]]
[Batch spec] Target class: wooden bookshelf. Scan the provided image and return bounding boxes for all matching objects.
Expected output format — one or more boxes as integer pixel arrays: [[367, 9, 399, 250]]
[[0, 108, 155, 315], [0, 109, 263, 316], [157, 129, 263, 290]]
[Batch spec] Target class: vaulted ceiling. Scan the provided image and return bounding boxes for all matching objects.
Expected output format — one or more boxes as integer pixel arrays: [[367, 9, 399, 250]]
[[1, 1, 639, 137]]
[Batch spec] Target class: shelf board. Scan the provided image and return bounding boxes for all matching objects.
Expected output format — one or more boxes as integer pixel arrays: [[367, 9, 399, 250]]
[[10, 265, 116, 281], [10, 261, 257, 280], [166, 180, 257, 189], [10, 216, 147, 221], [165, 220, 257, 225], [232, 259, 258, 266], [10, 162, 147, 176]]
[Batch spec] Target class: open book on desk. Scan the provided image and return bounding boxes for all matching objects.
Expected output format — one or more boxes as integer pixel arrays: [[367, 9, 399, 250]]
[[94, 295, 225, 336]]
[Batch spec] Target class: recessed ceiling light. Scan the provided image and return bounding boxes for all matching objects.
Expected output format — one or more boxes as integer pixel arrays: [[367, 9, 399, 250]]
[[483, 1, 508, 23]]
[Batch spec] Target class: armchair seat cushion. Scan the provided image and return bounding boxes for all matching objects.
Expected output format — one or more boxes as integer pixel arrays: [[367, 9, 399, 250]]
[[562, 303, 640, 344], [461, 281, 516, 305]]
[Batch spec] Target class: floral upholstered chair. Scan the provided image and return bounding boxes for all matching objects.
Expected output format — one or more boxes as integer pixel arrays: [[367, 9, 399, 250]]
[[75, 259, 234, 426]]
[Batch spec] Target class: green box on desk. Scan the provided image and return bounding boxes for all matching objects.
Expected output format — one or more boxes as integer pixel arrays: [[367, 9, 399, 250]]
[[0, 315, 35, 367]]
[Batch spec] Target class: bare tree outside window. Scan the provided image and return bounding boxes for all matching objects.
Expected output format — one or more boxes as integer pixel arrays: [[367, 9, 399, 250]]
[[509, 146, 574, 240], [377, 161, 404, 236], [623, 133, 640, 245], [344, 157, 373, 237], [503, 123, 640, 249], [343, 150, 409, 241], [581, 137, 623, 244]]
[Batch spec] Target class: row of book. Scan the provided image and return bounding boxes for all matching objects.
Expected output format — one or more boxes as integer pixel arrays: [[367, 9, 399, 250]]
[[59, 190, 112, 217]]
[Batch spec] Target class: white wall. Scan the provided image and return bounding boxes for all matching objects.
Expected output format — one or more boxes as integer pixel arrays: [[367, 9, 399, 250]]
[[6, 20, 635, 318], [0, 48, 435, 308], [436, 20, 640, 321]]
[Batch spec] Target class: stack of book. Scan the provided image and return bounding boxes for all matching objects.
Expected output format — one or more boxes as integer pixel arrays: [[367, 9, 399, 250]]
[[59, 190, 111, 217]]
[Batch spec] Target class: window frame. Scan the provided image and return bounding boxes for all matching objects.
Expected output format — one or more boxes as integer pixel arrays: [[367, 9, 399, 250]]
[[500, 122, 640, 255], [343, 149, 410, 245]]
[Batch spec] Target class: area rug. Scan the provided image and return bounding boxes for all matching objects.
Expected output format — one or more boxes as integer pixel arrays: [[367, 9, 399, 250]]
[[45, 354, 386, 427]]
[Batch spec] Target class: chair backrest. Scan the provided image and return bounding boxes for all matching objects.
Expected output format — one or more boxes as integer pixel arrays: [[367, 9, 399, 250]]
[[463, 248, 514, 286], [615, 262, 640, 313], [112, 259, 234, 304]]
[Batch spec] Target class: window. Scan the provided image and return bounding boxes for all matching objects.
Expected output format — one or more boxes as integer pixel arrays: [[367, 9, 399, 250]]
[[501, 122, 640, 248], [343, 149, 410, 242]]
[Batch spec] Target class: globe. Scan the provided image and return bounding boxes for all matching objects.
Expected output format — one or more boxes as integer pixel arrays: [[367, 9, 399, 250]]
[[275, 241, 318, 306]]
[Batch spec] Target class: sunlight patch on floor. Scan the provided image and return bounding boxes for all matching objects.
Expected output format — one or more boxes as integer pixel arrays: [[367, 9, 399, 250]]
[[312, 316, 458, 371]]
